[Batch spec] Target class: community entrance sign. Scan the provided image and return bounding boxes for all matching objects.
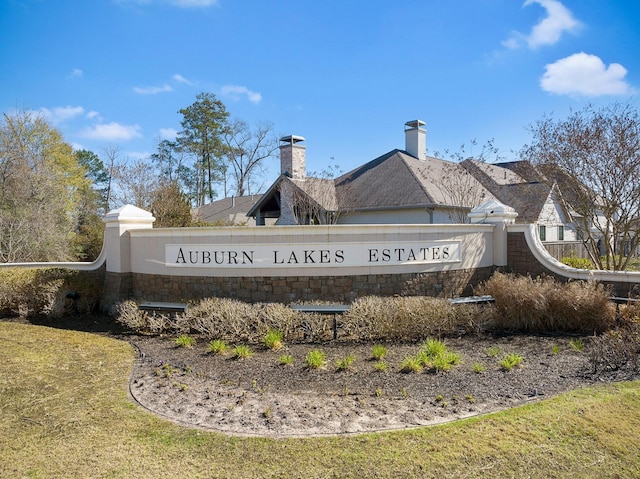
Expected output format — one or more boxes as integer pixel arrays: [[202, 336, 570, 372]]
[[166, 241, 461, 269]]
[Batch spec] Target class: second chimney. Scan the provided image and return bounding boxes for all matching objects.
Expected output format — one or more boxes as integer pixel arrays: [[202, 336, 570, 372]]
[[280, 135, 306, 179], [404, 120, 426, 161]]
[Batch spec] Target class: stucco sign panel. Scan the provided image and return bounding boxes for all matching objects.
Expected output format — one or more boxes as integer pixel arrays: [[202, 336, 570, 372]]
[[165, 241, 461, 269]]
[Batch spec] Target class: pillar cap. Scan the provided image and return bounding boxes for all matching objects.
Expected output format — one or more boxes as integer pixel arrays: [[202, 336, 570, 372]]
[[468, 199, 518, 224]]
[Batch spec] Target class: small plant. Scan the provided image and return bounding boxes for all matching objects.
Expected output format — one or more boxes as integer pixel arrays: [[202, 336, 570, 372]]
[[155, 363, 175, 378], [335, 353, 356, 372], [422, 338, 447, 358], [472, 362, 487, 374], [279, 354, 294, 366], [374, 388, 384, 397], [400, 387, 408, 398], [432, 351, 461, 373], [175, 334, 195, 349], [232, 345, 253, 360], [551, 344, 561, 355], [262, 407, 273, 419], [500, 353, 524, 371], [570, 338, 585, 352], [465, 394, 476, 404], [207, 339, 228, 355], [305, 349, 326, 369], [486, 346, 500, 358], [371, 344, 388, 361], [374, 361, 388, 372], [263, 329, 284, 350], [400, 355, 423, 373]]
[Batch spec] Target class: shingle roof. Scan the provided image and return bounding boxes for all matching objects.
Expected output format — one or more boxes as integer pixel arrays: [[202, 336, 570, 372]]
[[333, 149, 490, 210], [193, 195, 263, 224], [461, 159, 553, 223]]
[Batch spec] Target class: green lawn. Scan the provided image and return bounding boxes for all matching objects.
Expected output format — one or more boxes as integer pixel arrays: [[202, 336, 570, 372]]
[[1, 321, 639, 478]]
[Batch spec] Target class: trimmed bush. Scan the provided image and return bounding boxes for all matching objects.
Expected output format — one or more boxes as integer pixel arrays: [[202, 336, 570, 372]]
[[342, 295, 486, 341], [116, 301, 174, 335]]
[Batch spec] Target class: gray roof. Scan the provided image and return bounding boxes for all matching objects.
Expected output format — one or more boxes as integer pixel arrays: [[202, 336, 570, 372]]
[[334, 149, 492, 210], [193, 195, 263, 225], [461, 159, 556, 223]]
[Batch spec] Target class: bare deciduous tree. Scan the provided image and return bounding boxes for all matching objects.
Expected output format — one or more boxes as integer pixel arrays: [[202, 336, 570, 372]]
[[523, 102, 640, 271], [222, 120, 279, 197]]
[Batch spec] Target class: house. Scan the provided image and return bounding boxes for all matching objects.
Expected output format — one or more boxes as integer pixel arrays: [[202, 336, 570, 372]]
[[247, 120, 578, 246], [193, 195, 267, 226]]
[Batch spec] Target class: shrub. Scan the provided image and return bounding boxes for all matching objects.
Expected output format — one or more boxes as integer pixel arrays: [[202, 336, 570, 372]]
[[561, 256, 593, 269], [0, 267, 102, 318], [343, 296, 471, 341], [480, 272, 614, 334], [116, 301, 174, 334]]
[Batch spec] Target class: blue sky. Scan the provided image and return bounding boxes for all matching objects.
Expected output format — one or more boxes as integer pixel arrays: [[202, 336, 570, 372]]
[[1, 0, 638, 189]]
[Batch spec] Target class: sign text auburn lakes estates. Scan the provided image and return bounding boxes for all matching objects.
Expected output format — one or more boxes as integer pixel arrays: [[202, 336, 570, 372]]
[[165, 242, 461, 268]]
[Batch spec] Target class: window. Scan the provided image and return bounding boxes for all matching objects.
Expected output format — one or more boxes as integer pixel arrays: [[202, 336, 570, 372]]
[[558, 225, 564, 241], [539, 225, 546, 241]]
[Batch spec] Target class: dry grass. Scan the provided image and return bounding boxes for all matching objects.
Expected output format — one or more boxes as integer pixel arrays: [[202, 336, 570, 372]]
[[480, 272, 615, 333], [2, 321, 640, 478]]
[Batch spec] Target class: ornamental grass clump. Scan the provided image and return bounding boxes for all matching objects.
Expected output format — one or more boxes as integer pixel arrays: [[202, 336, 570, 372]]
[[419, 338, 461, 372], [335, 353, 356, 372], [371, 344, 387, 361], [263, 329, 284, 350], [480, 272, 615, 334], [207, 339, 228, 355], [500, 353, 524, 371], [174, 334, 196, 349], [305, 350, 327, 369], [232, 345, 253, 360]]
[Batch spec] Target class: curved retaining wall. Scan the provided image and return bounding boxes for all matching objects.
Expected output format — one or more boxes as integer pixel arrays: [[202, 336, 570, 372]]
[[507, 224, 640, 297]]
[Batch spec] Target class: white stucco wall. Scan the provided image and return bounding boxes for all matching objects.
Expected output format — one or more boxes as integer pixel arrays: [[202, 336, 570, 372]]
[[127, 223, 495, 277]]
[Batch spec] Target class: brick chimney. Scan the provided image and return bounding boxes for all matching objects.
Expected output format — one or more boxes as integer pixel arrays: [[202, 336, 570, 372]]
[[279, 135, 306, 179], [404, 120, 426, 161]]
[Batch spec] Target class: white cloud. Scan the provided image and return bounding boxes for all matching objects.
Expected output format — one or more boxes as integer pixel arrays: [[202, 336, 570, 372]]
[[86, 110, 101, 120], [504, 0, 582, 50], [541, 52, 633, 96], [159, 127, 178, 139], [80, 122, 142, 141], [39, 105, 85, 124], [173, 73, 193, 85], [133, 84, 173, 94], [221, 85, 262, 104], [69, 68, 83, 78]]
